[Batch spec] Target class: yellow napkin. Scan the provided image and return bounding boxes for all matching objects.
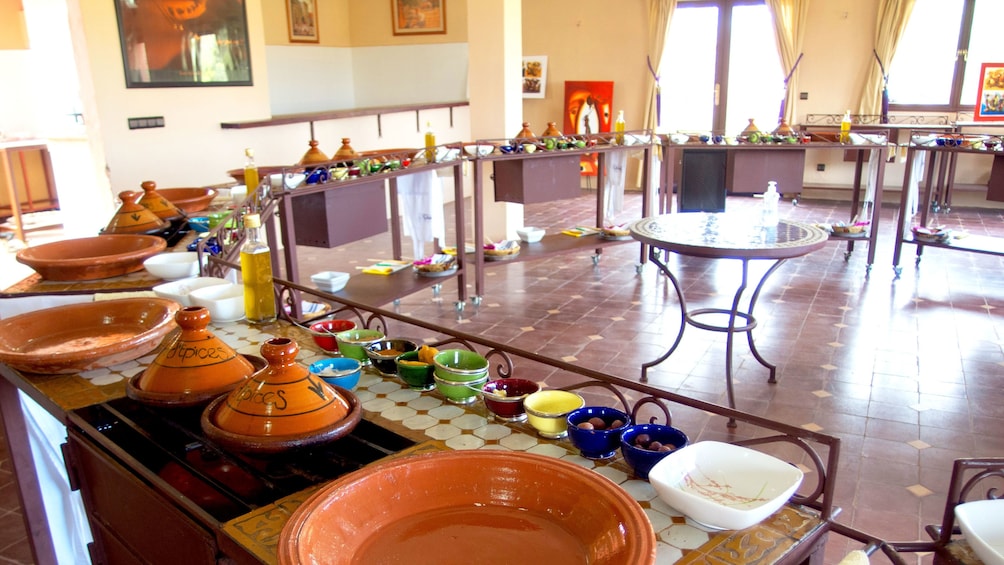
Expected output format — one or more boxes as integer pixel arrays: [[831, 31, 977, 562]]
[[562, 227, 599, 237], [361, 260, 409, 275], [362, 266, 394, 275]]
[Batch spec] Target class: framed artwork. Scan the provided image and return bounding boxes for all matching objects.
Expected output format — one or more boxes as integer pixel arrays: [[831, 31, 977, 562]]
[[563, 81, 614, 176], [113, 0, 252, 88], [974, 62, 1004, 122], [287, 0, 319, 43], [522, 56, 547, 99], [392, 0, 446, 35]]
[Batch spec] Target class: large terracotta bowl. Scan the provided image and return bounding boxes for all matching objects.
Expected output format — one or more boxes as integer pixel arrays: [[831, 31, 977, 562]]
[[277, 451, 656, 565], [0, 298, 180, 374], [15, 234, 167, 281], [157, 187, 219, 214]]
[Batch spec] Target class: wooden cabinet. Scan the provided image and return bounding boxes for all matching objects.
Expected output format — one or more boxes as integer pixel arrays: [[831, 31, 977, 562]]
[[64, 427, 221, 565], [289, 178, 387, 248], [726, 149, 805, 196], [492, 154, 582, 204]]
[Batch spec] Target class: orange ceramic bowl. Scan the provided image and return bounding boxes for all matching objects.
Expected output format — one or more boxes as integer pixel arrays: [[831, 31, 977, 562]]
[[0, 298, 180, 374], [277, 451, 656, 565], [16, 234, 167, 281], [157, 187, 219, 215]]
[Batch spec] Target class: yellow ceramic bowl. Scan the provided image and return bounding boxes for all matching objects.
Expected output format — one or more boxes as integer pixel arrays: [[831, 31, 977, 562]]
[[523, 390, 585, 439]]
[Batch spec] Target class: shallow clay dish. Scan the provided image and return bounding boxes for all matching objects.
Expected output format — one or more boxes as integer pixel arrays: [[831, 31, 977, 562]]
[[156, 187, 219, 215], [277, 450, 656, 565], [0, 298, 180, 374], [16, 234, 167, 281]]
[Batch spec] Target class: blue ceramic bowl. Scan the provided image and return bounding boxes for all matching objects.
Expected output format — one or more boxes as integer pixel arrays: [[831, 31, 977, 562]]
[[566, 406, 631, 459], [309, 357, 361, 390], [620, 423, 689, 479]]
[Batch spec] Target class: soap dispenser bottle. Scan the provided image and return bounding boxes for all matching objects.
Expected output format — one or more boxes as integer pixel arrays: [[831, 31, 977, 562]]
[[762, 181, 780, 226]]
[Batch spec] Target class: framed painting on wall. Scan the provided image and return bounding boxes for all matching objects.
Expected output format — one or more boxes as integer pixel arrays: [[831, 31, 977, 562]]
[[113, 0, 252, 88], [974, 62, 1004, 122], [392, 0, 446, 35], [522, 56, 547, 99], [563, 81, 614, 176], [287, 0, 319, 43]]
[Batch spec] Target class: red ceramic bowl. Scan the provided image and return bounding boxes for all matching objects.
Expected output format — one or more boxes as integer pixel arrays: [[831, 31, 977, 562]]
[[309, 319, 357, 352], [481, 378, 541, 422]]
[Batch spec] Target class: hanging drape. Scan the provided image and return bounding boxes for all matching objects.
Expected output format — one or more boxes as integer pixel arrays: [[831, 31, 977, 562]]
[[642, 0, 677, 134], [766, 0, 809, 128], [856, 0, 916, 117]]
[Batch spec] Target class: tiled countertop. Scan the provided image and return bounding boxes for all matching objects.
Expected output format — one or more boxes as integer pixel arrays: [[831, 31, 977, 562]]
[[5, 319, 827, 564]]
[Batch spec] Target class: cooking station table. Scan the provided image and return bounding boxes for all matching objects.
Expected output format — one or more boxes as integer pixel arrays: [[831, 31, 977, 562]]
[[631, 214, 829, 424]]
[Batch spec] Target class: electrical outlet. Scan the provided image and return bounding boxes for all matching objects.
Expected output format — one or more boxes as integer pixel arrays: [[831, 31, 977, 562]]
[[799, 92, 809, 100], [816, 163, 826, 172], [128, 116, 165, 130]]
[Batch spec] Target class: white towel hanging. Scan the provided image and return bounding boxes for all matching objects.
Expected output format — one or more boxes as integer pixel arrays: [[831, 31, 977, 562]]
[[397, 170, 445, 259]]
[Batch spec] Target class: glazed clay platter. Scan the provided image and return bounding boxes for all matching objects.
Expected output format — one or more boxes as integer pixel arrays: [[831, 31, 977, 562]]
[[277, 450, 656, 565], [0, 298, 180, 374]]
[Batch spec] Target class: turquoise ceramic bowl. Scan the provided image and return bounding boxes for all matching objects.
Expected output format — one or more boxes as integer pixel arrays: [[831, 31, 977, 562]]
[[309, 357, 361, 390], [432, 349, 489, 383], [335, 329, 384, 362]]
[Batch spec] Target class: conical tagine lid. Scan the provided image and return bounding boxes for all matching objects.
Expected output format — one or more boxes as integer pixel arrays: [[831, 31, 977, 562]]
[[201, 337, 362, 453], [137, 181, 185, 221], [105, 190, 169, 234], [127, 306, 257, 407]]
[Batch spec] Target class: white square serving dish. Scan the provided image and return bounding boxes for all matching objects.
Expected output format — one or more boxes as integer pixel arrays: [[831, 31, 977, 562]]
[[310, 271, 350, 293], [955, 499, 1004, 565], [648, 441, 804, 531]]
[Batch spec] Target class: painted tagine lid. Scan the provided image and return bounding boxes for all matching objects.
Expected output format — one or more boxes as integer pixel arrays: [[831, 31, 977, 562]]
[[542, 121, 562, 137], [201, 337, 362, 454], [127, 306, 258, 407], [137, 181, 185, 221], [104, 190, 169, 235], [333, 137, 358, 159]]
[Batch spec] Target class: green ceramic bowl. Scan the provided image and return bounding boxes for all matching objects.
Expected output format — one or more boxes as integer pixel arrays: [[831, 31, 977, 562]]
[[432, 349, 489, 383], [396, 351, 435, 390], [434, 374, 488, 405], [334, 329, 384, 362]]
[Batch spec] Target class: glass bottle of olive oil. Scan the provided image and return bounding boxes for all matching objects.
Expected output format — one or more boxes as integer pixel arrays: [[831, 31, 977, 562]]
[[243, 148, 260, 211], [240, 213, 276, 324]]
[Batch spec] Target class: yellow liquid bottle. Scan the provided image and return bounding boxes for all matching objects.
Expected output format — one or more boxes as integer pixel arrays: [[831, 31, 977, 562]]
[[614, 110, 626, 145], [424, 122, 436, 163], [243, 148, 260, 210], [240, 213, 277, 324], [839, 111, 851, 144]]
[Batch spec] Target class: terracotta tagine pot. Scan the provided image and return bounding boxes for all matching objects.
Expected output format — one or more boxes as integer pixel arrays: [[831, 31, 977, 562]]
[[542, 121, 562, 137], [298, 139, 330, 166], [201, 337, 362, 454], [137, 181, 185, 222], [514, 122, 536, 140], [772, 118, 794, 136], [741, 118, 760, 137], [127, 306, 260, 408], [104, 190, 169, 235], [333, 138, 358, 159]]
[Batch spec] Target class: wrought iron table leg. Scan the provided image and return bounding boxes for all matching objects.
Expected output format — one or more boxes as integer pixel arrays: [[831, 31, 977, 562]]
[[641, 247, 687, 383]]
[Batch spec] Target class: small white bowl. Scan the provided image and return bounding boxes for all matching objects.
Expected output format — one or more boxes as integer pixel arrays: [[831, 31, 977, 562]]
[[143, 252, 201, 280], [152, 276, 231, 307], [955, 499, 1004, 565], [648, 441, 804, 531], [189, 283, 245, 323], [516, 227, 545, 243], [310, 271, 350, 293], [463, 144, 493, 157]]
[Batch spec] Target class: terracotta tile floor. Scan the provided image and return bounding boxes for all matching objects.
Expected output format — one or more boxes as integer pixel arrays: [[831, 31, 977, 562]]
[[1, 188, 1003, 564]]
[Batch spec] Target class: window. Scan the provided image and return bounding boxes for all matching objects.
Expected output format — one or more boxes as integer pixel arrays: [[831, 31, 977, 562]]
[[888, 0, 1004, 111], [659, 0, 784, 136]]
